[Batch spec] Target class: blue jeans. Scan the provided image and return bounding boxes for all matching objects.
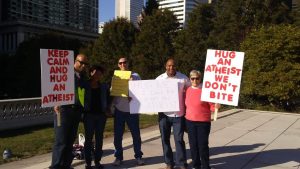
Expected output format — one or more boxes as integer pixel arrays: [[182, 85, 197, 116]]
[[158, 113, 187, 167], [50, 106, 82, 169], [186, 120, 211, 169], [84, 113, 107, 166], [113, 108, 143, 160]]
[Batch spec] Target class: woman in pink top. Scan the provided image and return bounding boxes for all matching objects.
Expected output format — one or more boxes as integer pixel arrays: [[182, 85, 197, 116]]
[[185, 70, 220, 169]]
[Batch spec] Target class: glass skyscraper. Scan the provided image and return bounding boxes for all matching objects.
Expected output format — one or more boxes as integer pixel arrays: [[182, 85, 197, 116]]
[[0, 0, 99, 53], [115, 0, 144, 27], [158, 0, 210, 27]]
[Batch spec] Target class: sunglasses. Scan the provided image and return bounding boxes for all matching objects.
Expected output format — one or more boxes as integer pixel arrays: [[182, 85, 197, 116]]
[[118, 61, 127, 65], [76, 60, 89, 66], [190, 77, 200, 81]]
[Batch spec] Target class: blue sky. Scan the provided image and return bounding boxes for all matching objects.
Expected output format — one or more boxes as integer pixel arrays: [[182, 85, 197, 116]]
[[99, 0, 115, 23]]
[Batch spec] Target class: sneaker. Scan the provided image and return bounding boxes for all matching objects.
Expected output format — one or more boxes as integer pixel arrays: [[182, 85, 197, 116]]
[[136, 157, 145, 165], [112, 158, 122, 166]]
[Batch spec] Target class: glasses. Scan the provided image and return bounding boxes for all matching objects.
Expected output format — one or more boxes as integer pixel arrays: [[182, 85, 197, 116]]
[[118, 61, 127, 65], [76, 60, 89, 66], [190, 77, 200, 81]]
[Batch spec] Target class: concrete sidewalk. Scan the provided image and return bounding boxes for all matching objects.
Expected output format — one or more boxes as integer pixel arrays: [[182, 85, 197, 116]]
[[1, 109, 299, 169]]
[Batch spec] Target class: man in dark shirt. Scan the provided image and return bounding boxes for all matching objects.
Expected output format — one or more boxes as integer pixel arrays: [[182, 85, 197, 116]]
[[50, 54, 89, 169]]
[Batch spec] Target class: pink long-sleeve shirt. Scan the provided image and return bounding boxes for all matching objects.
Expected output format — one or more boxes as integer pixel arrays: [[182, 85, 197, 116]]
[[185, 86, 215, 122]]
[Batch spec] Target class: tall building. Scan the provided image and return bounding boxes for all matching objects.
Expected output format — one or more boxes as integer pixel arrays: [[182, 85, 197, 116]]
[[98, 22, 105, 34], [292, 0, 299, 9], [0, 0, 99, 54], [115, 0, 144, 27], [157, 0, 210, 27]]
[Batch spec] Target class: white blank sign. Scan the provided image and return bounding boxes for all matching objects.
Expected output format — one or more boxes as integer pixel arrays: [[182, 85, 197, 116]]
[[129, 80, 180, 114]]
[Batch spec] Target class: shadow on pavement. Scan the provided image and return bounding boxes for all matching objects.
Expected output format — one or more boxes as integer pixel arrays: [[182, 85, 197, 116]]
[[210, 144, 300, 168]]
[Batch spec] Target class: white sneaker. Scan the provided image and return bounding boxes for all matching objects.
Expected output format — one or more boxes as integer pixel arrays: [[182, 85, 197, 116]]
[[136, 158, 145, 165], [113, 158, 122, 166]]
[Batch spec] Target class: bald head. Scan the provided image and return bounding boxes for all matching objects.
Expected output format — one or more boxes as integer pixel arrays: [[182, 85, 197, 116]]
[[165, 58, 176, 77], [74, 54, 88, 73]]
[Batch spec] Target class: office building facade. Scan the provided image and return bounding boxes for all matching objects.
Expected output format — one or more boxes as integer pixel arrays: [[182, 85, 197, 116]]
[[158, 0, 210, 27], [115, 0, 144, 27], [0, 0, 99, 54]]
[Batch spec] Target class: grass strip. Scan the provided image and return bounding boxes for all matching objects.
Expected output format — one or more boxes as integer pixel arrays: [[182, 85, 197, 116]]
[[0, 114, 158, 164]]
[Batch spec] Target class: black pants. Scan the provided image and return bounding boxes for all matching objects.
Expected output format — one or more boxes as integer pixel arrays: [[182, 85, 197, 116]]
[[186, 120, 211, 169], [50, 106, 82, 169], [84, 113, 107, 166]]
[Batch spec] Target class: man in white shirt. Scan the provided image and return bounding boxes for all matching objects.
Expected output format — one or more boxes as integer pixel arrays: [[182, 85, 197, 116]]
[[156, 58, 189, 169]]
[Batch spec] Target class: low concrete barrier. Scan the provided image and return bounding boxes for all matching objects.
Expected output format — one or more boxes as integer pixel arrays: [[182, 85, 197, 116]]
[[0, 98, 54, 131]]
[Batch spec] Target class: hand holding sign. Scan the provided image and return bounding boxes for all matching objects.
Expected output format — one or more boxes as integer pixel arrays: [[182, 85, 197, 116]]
[[213, 103, 221, 121], [110, 70, 132, 97], [53, 106, 61, 126]]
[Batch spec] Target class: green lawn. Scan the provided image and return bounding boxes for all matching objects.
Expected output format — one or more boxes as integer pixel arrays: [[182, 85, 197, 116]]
[[0, 114, 158, 164]]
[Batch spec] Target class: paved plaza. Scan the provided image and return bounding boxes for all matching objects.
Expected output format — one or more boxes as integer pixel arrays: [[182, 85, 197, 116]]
[[0, 109, 299, 169]]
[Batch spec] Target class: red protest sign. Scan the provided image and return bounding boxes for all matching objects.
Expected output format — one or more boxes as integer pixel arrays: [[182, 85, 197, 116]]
[[40, 49, 75, 107], [201, 49, 244, 106]]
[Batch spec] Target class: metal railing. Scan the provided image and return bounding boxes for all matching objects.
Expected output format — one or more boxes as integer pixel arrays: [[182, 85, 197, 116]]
[[0, 98, 54, 131]]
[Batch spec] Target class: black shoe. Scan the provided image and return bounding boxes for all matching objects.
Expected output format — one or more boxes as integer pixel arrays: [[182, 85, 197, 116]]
[[96, 164, 104, 169], [112, 158, 122, 166], [85, 165, 93, 169]]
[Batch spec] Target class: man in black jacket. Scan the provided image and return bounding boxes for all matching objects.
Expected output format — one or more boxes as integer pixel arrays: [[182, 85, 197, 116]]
[[50, 54, 89, 169]]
